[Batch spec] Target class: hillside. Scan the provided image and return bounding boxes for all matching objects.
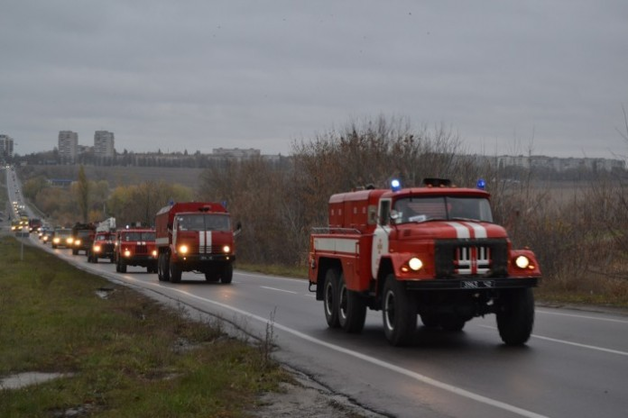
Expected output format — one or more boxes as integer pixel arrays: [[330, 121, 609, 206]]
[[21, 165, 205, 189]]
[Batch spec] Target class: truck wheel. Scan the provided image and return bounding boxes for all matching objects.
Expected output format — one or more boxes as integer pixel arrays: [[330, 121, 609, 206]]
[[496, 288, 535, 345], [72, 249, 78, 255], [158, 253, 170, 281], [169, 260, 182, 283], [93, 257, 98, 264], [117, 259, 127, 273], [204, 271, 219, 282], [338, 273, 366, 333], [440, 315, 466, 331], [323, 268, 341, 328], [220, 264, 233, 284], [382, 273, 417, 346], [420, 314, 440, 329]]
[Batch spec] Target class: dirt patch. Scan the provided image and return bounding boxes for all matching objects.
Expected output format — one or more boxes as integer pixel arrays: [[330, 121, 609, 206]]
[[251, 368, 387, 418]]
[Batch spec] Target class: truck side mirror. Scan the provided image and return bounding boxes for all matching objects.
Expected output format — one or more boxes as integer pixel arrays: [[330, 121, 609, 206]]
[[234, 221, 242, 237]]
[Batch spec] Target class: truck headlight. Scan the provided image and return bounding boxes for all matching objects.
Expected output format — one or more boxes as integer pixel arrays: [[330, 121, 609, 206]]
[[408, 257, 423, 271], [152, 250, 158, 257], [179, 245, 188, 254], [124, 249, 131, 257], [74, 239, 81, 246], [222, 245, 231, 254], [515, 255, 530, 269], [94, 245, 101, 252], [67, 238, 74, 244]]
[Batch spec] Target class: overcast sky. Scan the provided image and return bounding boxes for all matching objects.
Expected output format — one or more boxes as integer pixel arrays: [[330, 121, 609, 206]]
[[1, 0, 627, 158]]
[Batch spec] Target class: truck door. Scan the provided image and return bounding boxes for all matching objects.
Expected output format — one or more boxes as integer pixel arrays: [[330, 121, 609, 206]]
[[372, 198, 392, 279]]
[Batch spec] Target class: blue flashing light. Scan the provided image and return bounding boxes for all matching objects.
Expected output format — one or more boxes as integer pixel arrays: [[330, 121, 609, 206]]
[[476, 178, 486, 190], [391, 179, 402, 192]]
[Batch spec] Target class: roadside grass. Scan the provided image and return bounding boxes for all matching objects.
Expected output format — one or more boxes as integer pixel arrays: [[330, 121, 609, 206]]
[[236, 262, 308, 280], [0, 236, 288, 418]]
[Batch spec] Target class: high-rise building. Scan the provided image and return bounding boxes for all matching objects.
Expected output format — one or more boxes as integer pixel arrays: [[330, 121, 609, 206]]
[[94, 130, 115, 158], [0, 134, 14, 158], [58, 131, 78, 162]]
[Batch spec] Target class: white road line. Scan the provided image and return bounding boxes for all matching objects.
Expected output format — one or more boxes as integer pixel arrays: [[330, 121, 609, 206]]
[[260, 286, 298, 294], [130, 281, 547, 418], [478, 325, 628, 357], [537, 309, 628, 324]]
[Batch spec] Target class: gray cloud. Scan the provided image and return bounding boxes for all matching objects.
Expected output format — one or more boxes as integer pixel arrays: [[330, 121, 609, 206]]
[[1, 0, 627, 158]]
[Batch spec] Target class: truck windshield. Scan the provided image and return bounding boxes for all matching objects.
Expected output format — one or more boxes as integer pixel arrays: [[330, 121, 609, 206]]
[[123, 232, 155, 241], [176, 214, 230, 231], [392, 196, 493, 224]]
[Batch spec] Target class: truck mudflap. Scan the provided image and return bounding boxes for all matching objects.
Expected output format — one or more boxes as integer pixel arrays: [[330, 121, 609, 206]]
[[404, 277, 538, 291]]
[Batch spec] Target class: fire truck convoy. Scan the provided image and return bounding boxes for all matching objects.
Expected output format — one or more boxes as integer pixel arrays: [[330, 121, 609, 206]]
[[308, 178, 541, 346], [155, 202, 237, 284]]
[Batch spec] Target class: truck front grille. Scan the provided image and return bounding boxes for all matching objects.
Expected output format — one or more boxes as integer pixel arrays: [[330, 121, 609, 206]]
[[435, 239, 508, 278], [135, 245, 148, 255]]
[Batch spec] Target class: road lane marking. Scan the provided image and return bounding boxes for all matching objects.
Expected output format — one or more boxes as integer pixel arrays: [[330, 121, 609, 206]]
[[126, 280, 547, 418], [260, 286, 298, 294], [478, 325, 628, 357], [537, 309, 628, 324]]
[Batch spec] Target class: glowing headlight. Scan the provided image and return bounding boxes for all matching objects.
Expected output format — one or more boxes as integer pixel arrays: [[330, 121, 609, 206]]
[[124, 249, 131, 257], [53, 238, 60, 244], [67, 238, 74, 244], [408, 257, 423, 271], [152, 250, 158, 257], [94, 245, 101, 252], [74, 239, 81, 246], [179, 245, 188, 254], [515, 255, 530, 269], [222, 245, 231, 253]]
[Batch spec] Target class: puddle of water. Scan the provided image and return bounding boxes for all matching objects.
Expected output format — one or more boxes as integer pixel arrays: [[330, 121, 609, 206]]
[[0, 372, 70, 390], [95, 287, 115, 299]]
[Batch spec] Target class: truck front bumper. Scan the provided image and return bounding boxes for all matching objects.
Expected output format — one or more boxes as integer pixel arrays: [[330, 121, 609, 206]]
[[404, 277, 538, 291]]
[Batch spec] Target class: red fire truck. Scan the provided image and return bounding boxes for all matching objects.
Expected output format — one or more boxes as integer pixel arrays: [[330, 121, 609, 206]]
[[114, 228, 158, 273], [308, 178, 541, 346], [155, 202, 238, 284]]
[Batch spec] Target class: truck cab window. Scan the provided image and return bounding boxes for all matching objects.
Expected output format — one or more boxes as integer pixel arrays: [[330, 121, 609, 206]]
[[379, 200, 391, 225]]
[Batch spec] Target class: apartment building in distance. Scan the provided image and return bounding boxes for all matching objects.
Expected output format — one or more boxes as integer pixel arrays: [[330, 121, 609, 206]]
[[94, 130, 115, 159], [0, 134, 14, 158], [58, 131, 78, 162]]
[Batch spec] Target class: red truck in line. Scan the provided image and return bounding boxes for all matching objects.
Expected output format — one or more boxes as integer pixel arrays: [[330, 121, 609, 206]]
[[155, 202, 238, 284], [114, 228, 158, 273], [308, 178, 541, 346]]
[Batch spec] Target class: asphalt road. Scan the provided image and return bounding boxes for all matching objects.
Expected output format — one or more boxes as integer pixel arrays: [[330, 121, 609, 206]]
[[5, 167, 628, 418]]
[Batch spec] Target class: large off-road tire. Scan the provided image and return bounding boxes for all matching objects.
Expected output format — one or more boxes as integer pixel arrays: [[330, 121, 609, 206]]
[[496, 288, 535, 346], [93, 257, 98, 264], [440, 315, 466, 332], [220, 263, 233, 284], [338, 273, 367, 333], [158, 253, 170, 282], [117, 259, 127, 273], [323, 268, 341, 328], [382, 274, 417, 346], [72, 249, 78, 255], [420, 314, 440, 329], [169, 259, 182, 283], [205, 271, 219, 282]]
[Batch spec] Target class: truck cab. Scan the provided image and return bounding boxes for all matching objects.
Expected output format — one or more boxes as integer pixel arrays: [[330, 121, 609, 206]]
[[114, 228, 158, 273]]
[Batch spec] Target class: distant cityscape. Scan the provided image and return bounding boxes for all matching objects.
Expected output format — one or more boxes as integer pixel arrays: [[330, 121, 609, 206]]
[[1, 131, 626, 174]]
